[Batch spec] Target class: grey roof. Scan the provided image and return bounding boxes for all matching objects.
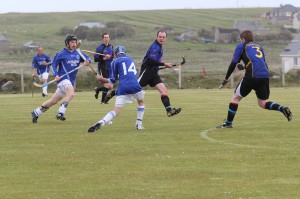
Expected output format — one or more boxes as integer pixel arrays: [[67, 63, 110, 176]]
[[217, 28, 239, 33], [280, 33, 300, 56], [234, 21, 268, 31], [271, 4, 300, 13]]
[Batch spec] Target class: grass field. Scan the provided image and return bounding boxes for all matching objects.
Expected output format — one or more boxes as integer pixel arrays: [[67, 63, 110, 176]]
[[0, 88, 299, 199]]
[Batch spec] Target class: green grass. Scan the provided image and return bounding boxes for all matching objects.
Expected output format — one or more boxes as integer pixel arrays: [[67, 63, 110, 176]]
[[0, 7, 289, 75], [0, 88, 299, 198]]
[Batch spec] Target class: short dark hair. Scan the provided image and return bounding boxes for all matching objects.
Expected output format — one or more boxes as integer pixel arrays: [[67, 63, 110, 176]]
[[240, 30, 254, 42], [102, 32, 110, 38], [156, 30, 167, 37]]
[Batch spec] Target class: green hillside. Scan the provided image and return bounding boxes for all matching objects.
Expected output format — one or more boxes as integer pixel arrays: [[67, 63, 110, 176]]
[[0, 8, 288, 75]]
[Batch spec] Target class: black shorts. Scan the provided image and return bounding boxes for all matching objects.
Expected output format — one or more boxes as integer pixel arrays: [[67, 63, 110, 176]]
[[98, 64, 109, 78], [138, 67, 162, 87], [235, 78, 270, 100]]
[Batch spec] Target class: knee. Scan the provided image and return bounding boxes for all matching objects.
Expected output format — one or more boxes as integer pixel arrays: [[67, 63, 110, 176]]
[[69, 93, 75, 100], [258, 101, 266, 109]]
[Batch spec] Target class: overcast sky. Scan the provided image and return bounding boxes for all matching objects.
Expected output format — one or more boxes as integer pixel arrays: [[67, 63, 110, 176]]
[[0, 0, 299, 13]]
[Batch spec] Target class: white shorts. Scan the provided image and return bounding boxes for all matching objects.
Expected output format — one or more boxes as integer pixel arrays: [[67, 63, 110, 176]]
[[38, 72, 49, 82], [55, 79, 73, 97], [115, 91, 144, 108]]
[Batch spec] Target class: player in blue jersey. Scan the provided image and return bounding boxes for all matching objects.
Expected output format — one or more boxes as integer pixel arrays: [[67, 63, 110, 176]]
[[31, 46, 52, 97], [217, 30, 292, 128], [31, 34, 91, 123], [93, 32, 115, 104], [138, 30, 181, 117], [88, 45, 145, 132]]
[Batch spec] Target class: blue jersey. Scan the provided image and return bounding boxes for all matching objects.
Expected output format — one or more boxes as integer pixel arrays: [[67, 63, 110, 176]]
[[94, 43, 114, 71], [232, 42, 269, 78], [52, 48, 91, 85], [32, 53, 52, 75], [109, 54, 142, 95], [142, 40, 163, 72]]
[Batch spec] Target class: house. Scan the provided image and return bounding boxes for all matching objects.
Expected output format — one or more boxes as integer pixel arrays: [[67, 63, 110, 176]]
[[271, 16, 291, 25], [292, 12, 300, 32], [175, 29, 199, 42], [214, 28, 240, 43], [280, 33, 300, 73], [0, 34, 9, 52], [234, 20, 270, 35], [23, 40, 39, 51], [74, 22, 106, 29], [267, 4, 300, 18]]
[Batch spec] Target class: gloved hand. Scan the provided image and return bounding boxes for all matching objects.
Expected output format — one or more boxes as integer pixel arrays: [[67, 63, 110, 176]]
[[236, 63, 245, 70]]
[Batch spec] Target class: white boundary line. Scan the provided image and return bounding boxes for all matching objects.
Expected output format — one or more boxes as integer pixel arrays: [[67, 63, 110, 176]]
[[200, 127, 298, 151]]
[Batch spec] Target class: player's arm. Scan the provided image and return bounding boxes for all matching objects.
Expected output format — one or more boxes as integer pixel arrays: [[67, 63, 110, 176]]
[[144, 58, 165, 67], [94, 46, 104, 62]]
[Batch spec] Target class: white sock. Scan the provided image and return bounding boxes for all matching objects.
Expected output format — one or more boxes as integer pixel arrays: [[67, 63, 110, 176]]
[[34, 107, 43, 116], [42, 86, 48, 95], [100, 111, 116, 126], [136, 105, 145, 126], [57, 101, 68, 115]]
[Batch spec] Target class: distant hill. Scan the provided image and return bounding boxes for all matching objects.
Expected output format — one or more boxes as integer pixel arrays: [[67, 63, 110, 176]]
[[0, 8, 288, 75]]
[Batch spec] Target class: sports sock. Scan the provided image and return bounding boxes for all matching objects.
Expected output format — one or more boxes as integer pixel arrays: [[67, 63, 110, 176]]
[[101, 87, 108, 102], [57, 101, 68, 115], [111, 89, 116, 97], [43, 86, 48, 95], [161, 95, 171, 112], [33, 106, 49, 116], [96, 86, 106, 92], [265, 101, 283, 112], [226, 102, 238, 124], [100, 111, 116, 126], [136, 105, 145, 126]]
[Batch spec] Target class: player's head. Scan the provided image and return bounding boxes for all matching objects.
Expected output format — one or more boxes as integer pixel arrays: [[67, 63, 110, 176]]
[[114, 45, 126, 56], [65, 34, 78, 47], [240, 30, 254, 42], [102, 32, 110, 44], [37, 46, 43, 55], [156, 30, 167, 45]]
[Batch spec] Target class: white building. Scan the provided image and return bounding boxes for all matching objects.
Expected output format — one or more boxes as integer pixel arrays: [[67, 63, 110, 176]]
[[280, 33, 300, 74]]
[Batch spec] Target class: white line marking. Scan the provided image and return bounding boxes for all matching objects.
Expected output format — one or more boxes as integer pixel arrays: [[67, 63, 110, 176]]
[[200, 127, 298, 151]]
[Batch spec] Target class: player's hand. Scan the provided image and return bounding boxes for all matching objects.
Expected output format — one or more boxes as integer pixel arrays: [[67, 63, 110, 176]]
[[55, 75, 61, 81], [83, 60, 90, 66], [164, 62, 173, 68], [103, 54, 111, 60], [219, 79, 228, 89]]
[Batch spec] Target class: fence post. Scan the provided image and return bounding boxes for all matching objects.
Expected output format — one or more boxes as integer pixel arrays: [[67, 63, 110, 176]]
[[21, 67, 24, 94]]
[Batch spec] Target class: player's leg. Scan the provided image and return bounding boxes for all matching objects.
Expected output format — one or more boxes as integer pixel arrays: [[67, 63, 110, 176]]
[[135, 91, 145, 130], [155, 81, 181, 117], [257, 79, 292, 121], [31, 92, 62, 123], [104, 88, 117, 103], [41, 72, 49, 97], [88, 96, 124, 133], [56, 80, 74, 121], [217, 79, 249, 128]]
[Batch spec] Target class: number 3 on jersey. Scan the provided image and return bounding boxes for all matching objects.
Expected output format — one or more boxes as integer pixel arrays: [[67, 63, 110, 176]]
[[122, 62, 137, 75]]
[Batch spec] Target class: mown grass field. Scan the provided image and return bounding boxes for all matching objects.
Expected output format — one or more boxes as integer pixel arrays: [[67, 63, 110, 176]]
[[0, 88, 299, 199], [0, 7, 288, 75]]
